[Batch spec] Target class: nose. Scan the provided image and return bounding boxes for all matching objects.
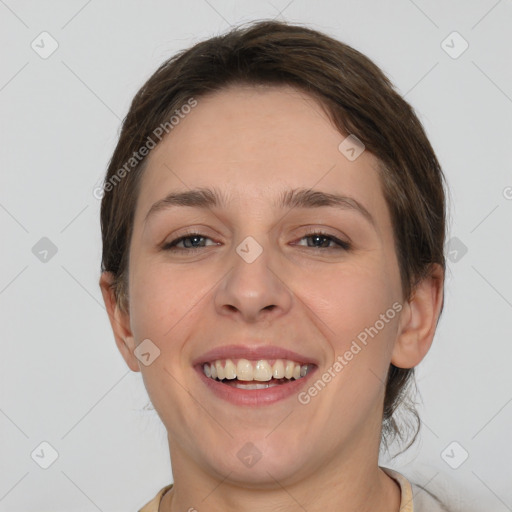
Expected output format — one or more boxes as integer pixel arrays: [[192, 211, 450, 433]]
[[214, 243, 293, 324]]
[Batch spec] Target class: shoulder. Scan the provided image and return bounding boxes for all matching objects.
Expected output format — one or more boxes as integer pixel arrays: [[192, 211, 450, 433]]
[[138, 484, 173, 512], [410, 481, 452, 512], [382, 463, 489, 512], [381, 466, 453, 512]]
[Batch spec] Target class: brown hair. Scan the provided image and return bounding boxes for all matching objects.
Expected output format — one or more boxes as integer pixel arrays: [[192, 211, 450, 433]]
[[100, 19, 446, 451]]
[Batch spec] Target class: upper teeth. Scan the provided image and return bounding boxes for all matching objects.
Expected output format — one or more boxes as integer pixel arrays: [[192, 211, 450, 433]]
[[202, 359, 311, 381]]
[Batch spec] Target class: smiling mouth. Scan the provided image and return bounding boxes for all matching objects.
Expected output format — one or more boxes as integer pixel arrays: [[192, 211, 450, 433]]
[[201, 358, 315, 389]]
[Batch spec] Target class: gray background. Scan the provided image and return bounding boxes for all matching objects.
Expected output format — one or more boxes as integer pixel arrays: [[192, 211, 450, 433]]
[[1, 0, 511, 510]]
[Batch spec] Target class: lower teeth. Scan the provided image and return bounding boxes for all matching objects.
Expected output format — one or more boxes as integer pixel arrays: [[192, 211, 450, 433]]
[[223, 378, 294, 390]]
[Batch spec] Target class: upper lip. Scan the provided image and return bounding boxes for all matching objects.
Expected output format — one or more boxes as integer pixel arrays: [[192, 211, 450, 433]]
[[193, 344, 319, 366]]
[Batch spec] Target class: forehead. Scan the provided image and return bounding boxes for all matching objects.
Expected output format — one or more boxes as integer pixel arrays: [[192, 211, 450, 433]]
[[149, 84, 351, 173], [135, 84, 388, 225]]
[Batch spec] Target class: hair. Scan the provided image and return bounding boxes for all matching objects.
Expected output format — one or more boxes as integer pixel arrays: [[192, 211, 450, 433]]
[[100, 19, 447, 451]]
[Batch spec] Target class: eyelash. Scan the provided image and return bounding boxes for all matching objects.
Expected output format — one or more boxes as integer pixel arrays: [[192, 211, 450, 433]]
[[162, 230, 351, 252]]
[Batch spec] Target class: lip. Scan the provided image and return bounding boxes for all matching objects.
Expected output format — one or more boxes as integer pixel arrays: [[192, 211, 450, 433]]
[[192, 344, 319, 406], [192, 344, 320, 366], [195, 364, 318, 406]]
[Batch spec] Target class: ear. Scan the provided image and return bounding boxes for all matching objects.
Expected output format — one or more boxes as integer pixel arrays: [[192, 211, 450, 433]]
[[391, 264, 444, 369], [99, 271, 140, 373]]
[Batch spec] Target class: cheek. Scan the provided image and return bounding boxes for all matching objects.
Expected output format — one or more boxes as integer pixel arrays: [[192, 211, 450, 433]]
[[128, 254, 211, 342], [126, 258, 209, 416], [295, 261, 398, 365]]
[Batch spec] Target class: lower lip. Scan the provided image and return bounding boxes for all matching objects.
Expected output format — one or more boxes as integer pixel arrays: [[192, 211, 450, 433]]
[[195, 366, 317, 406]]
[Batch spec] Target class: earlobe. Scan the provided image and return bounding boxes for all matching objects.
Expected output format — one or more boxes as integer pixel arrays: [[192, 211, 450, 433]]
[[99, 271, 140, 373], [391, 264, 444, 369]]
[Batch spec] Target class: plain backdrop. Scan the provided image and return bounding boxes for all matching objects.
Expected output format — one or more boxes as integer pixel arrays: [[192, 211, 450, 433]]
[[1, 1, 511, 511]]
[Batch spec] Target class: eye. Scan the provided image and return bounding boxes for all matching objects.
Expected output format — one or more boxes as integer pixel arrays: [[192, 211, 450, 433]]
[[293, 231, 351, 250], [161, 230, 351, 252], [162, 233, 219, 251]]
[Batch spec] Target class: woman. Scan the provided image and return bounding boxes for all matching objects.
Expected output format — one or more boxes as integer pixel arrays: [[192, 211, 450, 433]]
[[99, 20, 448, 511]]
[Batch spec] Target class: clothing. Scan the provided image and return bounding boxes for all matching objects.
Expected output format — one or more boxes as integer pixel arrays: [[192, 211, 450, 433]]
[[138, 483, 173, 512], [138, 466, 450, 512], [382, 467, 450, 511]]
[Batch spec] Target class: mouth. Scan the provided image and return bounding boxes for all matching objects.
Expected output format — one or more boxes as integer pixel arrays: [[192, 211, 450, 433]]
[[193, 346, 318, 406], [202, 358, 314, 388]]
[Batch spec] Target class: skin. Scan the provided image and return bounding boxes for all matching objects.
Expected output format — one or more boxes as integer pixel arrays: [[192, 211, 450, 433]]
[[100, 84, 444, 512]]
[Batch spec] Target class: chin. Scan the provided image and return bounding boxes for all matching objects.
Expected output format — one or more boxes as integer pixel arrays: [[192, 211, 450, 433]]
[[201, 438, 312, 488]]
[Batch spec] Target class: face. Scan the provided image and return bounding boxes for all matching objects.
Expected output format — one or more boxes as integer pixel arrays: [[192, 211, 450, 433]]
[[122, 85, 405, 486]]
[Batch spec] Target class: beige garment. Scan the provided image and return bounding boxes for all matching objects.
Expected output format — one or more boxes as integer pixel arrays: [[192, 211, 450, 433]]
[[382, 467, 451, 512]]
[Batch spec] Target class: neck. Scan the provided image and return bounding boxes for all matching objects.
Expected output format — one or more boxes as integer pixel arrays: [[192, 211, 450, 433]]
[[160, 430, 401, 512]]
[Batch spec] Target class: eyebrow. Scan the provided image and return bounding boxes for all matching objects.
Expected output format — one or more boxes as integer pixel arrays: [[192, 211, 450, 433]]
[[144, 186, 375, 227]]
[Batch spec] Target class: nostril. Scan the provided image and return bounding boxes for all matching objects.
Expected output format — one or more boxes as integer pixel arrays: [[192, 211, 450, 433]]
[[263, 305, 277, 311]]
